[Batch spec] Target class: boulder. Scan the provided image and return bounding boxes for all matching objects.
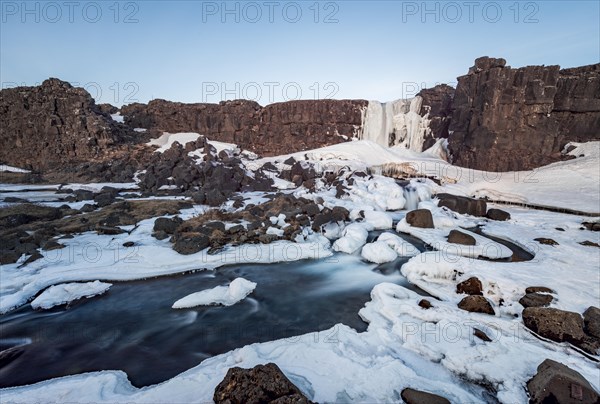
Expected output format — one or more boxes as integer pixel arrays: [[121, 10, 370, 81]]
[[153, 217, 183, 234], [473, 328, 492, 342], [456, 277, 483, 295], [519, 293, 553, 308], [535, 238, 559, 246], [447, 230, 476, 246], [93, 192, 115, 207], [173, 233, 210, 255], [458, 296, 495, 315], [400, 388, 450, 404], [522, 307, 586, 345], [486, 208, 511, 221], [405, 209, 434, 229], [437, 193, 487, 217], [526, 286, 554, 294], [583, 306, 600, 339], [213, 363, 311, 404], [418, 299, 432, 309], [527, 359, 599, 403]]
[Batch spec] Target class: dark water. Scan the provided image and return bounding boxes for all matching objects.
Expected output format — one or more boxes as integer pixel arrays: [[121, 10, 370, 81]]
[[0, 234, 430, 389]]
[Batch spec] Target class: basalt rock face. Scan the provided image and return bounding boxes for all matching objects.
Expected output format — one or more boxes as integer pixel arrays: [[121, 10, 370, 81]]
[[0, 78, 137, 171], [121, 99, 368, 156], [417, 84, 455, 150], [448, 57, 600, 171]]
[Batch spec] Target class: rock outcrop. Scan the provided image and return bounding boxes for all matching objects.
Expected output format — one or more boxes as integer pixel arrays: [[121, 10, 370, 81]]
[[417, 84, 455, 150], [0, 79, 138, 171], [121, 98, 368, 156], [449, 57, 600, 171]]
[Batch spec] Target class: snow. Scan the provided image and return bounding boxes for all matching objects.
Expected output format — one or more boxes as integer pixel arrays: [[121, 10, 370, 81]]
[[0, 164, 31, 173], [172, 278, 256, 308], [362, 210, 393, 229], [332, 223, 370, 254], [377, 232, 420, 257], [30, 281, 112, 310], [360, 241, 397, 263], [147, 132, 201, 153], [110, 113, 124, 123]]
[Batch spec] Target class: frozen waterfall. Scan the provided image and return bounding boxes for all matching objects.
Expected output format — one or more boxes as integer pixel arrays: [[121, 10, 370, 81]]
[[358, 96, 432, 151]]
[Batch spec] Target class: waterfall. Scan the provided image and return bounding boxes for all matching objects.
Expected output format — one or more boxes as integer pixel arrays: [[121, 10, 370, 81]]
[[403, 185, 420, 211], [359, 96, 432, 152]]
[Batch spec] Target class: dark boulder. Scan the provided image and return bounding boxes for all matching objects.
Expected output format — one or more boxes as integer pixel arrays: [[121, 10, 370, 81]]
[[458, 296, 495, 315], [486, 208, 511, 221], [418, 299, 432, 309], [456, 277, 483, 295], [583, 306, 600, 339], [437, 193, 486, 217], [93, 192, 115, 207], [153, 217, 183, 234], [173, 233, 210, 255], [213, 363, 311, 404], [519, 293, 553, 308], [400, 388, 450, 404], [527, 359, 599, 404], [526, 286, 554, 294], [405, 209, 434, 229], [447, 230, 476, 245], [522, 307, 585, 345], [534, 238, 559, 246]]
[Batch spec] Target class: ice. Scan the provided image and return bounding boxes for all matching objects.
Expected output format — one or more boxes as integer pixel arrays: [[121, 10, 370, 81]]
[[172, 278, 257, 308], [0, 164, 31, 173], [362, 210, 393, 229], [377, 232, 419, 257], [332, 223, 369, 254], [359, 97, 431, 151], [30, 281, 112, 310], [360, 241, 397, 263]]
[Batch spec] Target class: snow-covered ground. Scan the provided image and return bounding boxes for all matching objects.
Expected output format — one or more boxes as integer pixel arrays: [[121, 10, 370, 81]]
[[1, 139, 598, 403], [0, 164, 31, 173]]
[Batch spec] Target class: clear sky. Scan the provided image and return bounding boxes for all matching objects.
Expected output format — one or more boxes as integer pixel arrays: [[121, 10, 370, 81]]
[[1, 0, 599, 106]]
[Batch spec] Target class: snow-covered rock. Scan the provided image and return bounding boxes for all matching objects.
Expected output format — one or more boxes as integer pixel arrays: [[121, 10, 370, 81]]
[[172, 278, 257, 308], [332, 223, 369, 254], [30, 281, 112, 310], [361, 241, 398, 263]]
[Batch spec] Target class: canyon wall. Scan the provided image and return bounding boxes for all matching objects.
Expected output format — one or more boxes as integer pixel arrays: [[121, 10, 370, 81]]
[[0, 79, 137, 171], [121, 99, 368, 156], [448, 57, 600, 171]]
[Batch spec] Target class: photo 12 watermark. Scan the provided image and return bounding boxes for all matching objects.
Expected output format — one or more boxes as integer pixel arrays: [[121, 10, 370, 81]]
[[400, 1, 540, 24], [200, 81, 340, 103], [1, 1, 140, 24], [201, 1, 340, 23]]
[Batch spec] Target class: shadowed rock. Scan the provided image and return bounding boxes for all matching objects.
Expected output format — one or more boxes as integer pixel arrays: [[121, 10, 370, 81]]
[[527, 359, 599, 403]]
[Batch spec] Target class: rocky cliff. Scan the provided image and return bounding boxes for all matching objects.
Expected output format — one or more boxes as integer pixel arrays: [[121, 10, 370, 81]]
[[121, 99, 368, 156], [0, 79, 137, 171], [448, 57, 600, 171]]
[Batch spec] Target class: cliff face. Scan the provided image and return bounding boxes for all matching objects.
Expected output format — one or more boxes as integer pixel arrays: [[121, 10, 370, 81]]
[[0, 79, 136, 171], [417, 84, 455, 150], [448, 57, 600, 171], [121, 99, 368, 156]]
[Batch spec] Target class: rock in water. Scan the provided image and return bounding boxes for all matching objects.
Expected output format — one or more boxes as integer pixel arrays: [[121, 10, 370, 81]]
[[400, 388, 450, 404], [405, 209, 434, 229], [213, 363, 312, 404], [527, 359, 600, 403], [447, 230, 476, 245]]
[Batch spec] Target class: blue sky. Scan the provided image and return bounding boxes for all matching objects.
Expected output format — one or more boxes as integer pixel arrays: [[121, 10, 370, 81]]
[[1, 1, 599, 105]]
